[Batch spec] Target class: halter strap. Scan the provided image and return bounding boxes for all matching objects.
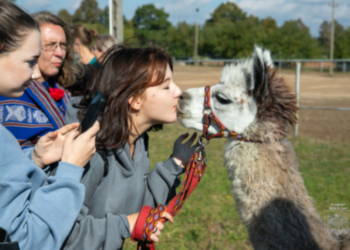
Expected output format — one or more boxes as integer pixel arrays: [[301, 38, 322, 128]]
[[203, 86, 260, 143]]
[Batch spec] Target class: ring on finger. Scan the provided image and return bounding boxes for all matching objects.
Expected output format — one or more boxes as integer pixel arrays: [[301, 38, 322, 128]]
[[153, 228, 158, 234]]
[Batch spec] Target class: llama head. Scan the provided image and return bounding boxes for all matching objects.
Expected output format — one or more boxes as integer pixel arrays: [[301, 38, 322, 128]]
[[178, 46, 297, 141]]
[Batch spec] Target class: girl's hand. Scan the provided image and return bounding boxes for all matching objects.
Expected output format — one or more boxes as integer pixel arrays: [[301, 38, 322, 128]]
[[172, 132, 197, 168], [61, 121, 99, 167], [150, 211, 173, 243], [127, 211, 174, 243], [32, 123, 80, 168]]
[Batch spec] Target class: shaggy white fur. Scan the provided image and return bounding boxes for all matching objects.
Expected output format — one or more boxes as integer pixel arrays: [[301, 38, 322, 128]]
[[178, 46, 350, 250]]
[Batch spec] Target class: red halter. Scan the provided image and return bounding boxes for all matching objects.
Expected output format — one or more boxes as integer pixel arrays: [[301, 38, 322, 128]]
[[203, 86, 260, 143]]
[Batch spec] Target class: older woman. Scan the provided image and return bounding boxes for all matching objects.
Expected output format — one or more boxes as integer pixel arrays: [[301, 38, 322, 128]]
[[0, 11, 78, 148]]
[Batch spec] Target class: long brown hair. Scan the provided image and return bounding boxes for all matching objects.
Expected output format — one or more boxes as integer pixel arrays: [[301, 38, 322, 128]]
[[0, 1, 39, 54], [78, 44, 173, 150], [31, 11, 78, 87]]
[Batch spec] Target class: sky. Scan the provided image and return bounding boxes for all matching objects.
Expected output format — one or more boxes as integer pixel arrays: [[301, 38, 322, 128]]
[[15, 0, 350, 37]]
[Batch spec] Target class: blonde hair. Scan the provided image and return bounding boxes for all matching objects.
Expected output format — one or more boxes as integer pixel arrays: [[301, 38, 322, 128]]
[[95, 34, 117, 52], [32, 11, 78, 87]]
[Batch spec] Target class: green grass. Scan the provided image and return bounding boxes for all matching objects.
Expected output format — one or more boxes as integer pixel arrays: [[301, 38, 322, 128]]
[[124, 124, 350, 250]]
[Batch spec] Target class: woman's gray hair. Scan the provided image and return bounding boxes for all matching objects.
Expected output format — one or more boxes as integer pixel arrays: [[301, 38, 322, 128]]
[[95, 34, 117, 53]]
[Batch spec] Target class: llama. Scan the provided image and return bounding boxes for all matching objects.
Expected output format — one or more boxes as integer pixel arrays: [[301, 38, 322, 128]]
[[177, 46, 350, 250]]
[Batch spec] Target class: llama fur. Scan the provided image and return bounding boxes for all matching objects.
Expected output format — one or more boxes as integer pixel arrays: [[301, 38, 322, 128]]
[[178, 46, 350, 250]]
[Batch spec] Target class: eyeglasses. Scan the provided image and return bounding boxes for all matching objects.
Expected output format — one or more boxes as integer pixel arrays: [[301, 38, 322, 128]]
[[42, 43, 68, 51]]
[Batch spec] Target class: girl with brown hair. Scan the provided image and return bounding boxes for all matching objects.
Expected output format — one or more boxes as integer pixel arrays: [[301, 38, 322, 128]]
[[0, 1, 99, 249], [71, 24, 99, 67], [62, 44, 196, 249]]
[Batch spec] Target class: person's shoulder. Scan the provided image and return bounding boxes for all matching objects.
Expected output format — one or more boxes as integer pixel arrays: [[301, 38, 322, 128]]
[[0, 124, 17, 144], [65, 96, 83, 124], [0, 125, 33, 167]]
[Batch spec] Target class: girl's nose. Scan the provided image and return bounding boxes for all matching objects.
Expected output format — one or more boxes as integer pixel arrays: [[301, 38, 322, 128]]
[[31, 64, 41, 80]]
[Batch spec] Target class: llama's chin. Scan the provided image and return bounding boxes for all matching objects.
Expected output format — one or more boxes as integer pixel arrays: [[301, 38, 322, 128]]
[[177, 117, 204, 132]]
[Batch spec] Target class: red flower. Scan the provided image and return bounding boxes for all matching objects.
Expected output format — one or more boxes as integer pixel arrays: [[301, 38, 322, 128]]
[[48, 87, 65, 101]]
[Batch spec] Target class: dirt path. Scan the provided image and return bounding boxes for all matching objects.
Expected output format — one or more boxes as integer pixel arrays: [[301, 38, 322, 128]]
[[173, 65, 350, 143]]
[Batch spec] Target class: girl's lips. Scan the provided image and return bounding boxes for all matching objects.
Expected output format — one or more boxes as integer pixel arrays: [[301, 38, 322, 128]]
[[52, 63, 62, 67]]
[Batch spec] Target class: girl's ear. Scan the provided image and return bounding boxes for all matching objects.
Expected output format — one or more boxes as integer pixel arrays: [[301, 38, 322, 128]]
[[128, 95, 142, 111]]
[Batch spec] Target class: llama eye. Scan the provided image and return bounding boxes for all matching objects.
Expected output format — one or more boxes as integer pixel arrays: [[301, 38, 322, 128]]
[[215, 94, 232, 105]]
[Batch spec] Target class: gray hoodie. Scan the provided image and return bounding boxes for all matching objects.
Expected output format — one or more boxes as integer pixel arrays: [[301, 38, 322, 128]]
[[61, 97, 184, 250]]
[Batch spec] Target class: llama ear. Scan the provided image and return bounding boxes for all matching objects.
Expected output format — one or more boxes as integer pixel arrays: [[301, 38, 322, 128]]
[[252, 46, 269, 102]]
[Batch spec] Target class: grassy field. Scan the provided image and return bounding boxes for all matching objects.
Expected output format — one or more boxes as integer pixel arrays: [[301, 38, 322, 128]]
[[124, 123, 350, 250]]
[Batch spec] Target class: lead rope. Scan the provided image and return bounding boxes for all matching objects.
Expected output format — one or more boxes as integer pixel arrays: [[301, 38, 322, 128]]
[[131, 86, 259, 249], [131, 136, 208, 250]]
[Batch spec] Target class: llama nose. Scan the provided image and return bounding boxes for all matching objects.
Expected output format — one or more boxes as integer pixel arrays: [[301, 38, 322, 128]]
[[180, 91, 191, 100]]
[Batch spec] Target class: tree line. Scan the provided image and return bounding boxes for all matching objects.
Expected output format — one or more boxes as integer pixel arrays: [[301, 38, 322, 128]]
[[57, 0, 350, 59]]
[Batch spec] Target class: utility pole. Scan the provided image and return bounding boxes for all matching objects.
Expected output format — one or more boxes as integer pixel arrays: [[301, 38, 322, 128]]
[[329, 0, 336, 76], [109, 0, 123, 43], [194, 8, 199, 60]]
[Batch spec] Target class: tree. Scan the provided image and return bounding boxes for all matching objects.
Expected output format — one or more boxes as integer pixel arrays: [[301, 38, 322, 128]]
[[133, 4, 171, 31], [259, 17, 280, 57], [124, 17, 135, 41], [206, 2, 247, 25], [132, 4, 172, 46], [73, 0, 99, 24], [334, 26, 350, 58], [276, 19, 321, 58], [58, 9, 73, 26], [98, 6, 109, 28], [202, 3, 261, 58], [318, 20, 345, 58], [167, 22, 195, 57]]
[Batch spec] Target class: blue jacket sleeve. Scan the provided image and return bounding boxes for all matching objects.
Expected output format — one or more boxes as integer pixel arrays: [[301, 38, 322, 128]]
[[0, 126, 85, 250]]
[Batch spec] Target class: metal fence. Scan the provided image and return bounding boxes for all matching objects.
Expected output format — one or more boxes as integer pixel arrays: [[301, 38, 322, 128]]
[[174, 58, 350, 137]]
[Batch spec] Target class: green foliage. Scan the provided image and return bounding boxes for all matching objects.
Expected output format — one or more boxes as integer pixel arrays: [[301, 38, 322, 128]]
[[318, 20, 345, 58], [124, 17, 135, 41], [84, 23, 109, 36], [122, 124, 350, 249], [132, 4, 172, 47], [58, 9, 73, 26], [73, 0, 99, 24], [206, 2, 247, 24], [168, 22, 195, 57], [56, 1, 349, 59], [98, 6, 109, 28], [335, 27, 350, 58], [276, 19, 321, 58]]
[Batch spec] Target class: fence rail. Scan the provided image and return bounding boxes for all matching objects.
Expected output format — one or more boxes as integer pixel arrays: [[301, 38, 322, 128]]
[[174, 58, 350, 73]]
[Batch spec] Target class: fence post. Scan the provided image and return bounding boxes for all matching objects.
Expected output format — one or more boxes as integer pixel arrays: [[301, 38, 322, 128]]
[[294, 62, 301, 137], [279, 61, 282, 70], [344, 62, 346, 73], [320, 61, 323, 72]]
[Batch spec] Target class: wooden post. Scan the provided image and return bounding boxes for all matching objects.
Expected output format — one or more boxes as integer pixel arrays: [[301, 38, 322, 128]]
[[109, 0, 123, 43], [294, 62, 301, 137]]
